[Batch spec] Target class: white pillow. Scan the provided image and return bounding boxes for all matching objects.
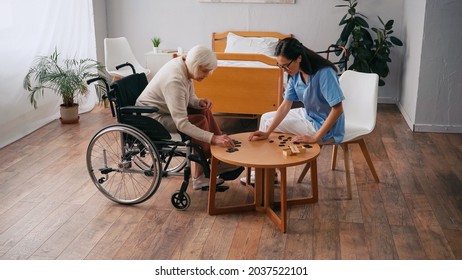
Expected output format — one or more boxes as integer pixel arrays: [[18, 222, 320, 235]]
[[224, 32, 279, 57]]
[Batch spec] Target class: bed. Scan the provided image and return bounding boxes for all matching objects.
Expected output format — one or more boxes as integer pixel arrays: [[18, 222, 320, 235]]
[[193, 31, 293, 116]]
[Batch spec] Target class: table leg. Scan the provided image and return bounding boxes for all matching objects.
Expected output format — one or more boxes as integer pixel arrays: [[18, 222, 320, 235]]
[[264, 168, 275, 207], [286, 158, 318, 206], [266, 159, 319, 232], [265, 167, 287, 233], [255, 168, 264, 211], [207, 156, 219, 215], [207, 157, 256, 215]]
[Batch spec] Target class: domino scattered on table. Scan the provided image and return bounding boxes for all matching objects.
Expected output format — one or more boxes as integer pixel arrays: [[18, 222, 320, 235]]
[[224, 136, 312, 154]]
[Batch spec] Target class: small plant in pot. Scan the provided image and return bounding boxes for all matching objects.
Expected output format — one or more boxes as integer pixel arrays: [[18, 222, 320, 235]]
[[151, 37, 161, 53], [23, 48, 103, 123]]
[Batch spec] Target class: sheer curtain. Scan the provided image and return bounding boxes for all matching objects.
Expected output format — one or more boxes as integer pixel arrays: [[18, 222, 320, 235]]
[[0, 0, 97, 148]]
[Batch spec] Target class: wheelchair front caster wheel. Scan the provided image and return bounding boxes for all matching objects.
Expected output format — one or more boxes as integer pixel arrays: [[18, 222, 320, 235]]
[[171, 191, 190, 211]]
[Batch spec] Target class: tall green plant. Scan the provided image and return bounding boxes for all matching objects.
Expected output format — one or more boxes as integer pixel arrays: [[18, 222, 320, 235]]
[[23, 48, 103, 108], [335, 0, 403, 86]]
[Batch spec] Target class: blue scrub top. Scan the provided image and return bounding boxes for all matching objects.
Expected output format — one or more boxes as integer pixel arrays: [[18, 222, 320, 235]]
[[284, 67, 345, 144]]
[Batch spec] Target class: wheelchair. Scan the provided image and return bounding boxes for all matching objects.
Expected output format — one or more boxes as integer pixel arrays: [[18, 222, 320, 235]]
[[86, 63, 216, 210]]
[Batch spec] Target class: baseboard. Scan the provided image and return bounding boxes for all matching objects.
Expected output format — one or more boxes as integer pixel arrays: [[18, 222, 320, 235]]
[[378, 97, 397, 104], [413, 124, 462, 133], [396, 102, 462, 133], [396, 102, 414, 132]]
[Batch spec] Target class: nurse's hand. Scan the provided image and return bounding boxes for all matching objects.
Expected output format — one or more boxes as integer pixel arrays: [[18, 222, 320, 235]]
[[248, 131, 270, 141], [292, 134, 319, 144]]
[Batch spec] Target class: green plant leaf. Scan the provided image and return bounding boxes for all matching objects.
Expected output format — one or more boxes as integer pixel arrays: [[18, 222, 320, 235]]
[[372, 61, 389, 77], [361, 28, 373, 44], [390, 36, 403, 46], [340, 22, 354, 41], [356, 12, 368, 19], [355, 16, 369, 28], [339, 14, 349, 25], [376, 30, 383, 44], [379, 79, 385, 86], [348, 7, 356, 16], [385, 20, 394, 30], [378, 16, 385, 26], [357, 60, 371, 73]]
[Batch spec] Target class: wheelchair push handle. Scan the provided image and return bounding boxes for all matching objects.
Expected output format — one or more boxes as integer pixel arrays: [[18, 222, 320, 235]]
[[87, 77, 110, 92], [115, 62, 136, 74], [86, 76, 116, 118]]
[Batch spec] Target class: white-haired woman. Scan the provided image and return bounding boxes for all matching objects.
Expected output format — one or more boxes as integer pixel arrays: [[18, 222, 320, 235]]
[[136, 45, 241, 189]]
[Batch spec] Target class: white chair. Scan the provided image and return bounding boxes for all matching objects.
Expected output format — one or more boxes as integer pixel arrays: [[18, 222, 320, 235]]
[[297, 70, 380, 199], [104, 37, 150, 79]]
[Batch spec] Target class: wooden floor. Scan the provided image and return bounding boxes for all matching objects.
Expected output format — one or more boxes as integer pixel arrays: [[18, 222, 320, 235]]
[[0, 104, 461, 260]]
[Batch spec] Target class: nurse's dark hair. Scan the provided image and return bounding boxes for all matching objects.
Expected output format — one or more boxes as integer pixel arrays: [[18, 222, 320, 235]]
[[275, 37, 337, 75]]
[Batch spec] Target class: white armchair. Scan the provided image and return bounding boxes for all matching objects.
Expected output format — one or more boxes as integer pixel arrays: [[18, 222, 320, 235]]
[[298, 70, 380, 199], [104, 37, 150, 79]]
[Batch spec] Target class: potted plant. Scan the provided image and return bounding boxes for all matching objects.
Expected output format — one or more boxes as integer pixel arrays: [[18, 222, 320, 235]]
[[151, 37, 161, 53], [23, 48, 103, 123], [335, 0, 403, 86]]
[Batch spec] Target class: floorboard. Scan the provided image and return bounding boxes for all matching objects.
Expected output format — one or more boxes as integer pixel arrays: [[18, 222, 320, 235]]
[[0, 104, 460, 260]]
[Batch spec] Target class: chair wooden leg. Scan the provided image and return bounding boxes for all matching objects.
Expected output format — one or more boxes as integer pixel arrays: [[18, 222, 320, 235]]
[[357, 138, 380, 183], [297, 144, 322, 183], [310, 158, 318, 203], [341, 143, 352, 200], [297, 162, 311, 183], [331, 144, 338, 170]]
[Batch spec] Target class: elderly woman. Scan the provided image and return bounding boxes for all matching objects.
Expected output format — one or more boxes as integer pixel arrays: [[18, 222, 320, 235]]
[[136, 45, 241, 190]]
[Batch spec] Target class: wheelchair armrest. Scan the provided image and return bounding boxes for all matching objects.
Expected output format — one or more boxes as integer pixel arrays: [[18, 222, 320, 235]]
[[120, 106, 159, 115]]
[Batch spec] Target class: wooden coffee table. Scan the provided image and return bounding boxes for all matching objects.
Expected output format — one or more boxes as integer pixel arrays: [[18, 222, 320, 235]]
[[208, 132, 321, 233]]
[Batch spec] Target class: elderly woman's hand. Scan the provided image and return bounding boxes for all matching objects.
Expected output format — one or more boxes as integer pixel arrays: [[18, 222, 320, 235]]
[[199, 98, 213, 110], [212, 134, 235, 147]]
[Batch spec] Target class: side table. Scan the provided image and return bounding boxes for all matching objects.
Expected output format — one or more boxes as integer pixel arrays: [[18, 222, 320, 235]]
[[208, 132, 320, 233]]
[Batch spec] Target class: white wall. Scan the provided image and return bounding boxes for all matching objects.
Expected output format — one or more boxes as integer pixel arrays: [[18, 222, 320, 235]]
[[413, 0, 462, 132], [398, 0, 426, 128], [93, 0, 108, 62], [98, 0, 405, 104]]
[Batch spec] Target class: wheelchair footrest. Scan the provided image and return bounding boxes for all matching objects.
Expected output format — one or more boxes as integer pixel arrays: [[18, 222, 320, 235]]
[[201, 185, 229, 192], [99, 167, 115, 174]]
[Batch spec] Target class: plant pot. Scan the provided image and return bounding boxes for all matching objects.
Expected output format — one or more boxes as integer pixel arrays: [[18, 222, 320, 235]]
[[60, 104, 79, 124], [153, 47, 159, 54]]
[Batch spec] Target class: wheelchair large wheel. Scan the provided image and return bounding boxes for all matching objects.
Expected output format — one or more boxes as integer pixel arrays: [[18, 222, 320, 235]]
[[86, 124, 162, 204], [163, 146, 187, 173]]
